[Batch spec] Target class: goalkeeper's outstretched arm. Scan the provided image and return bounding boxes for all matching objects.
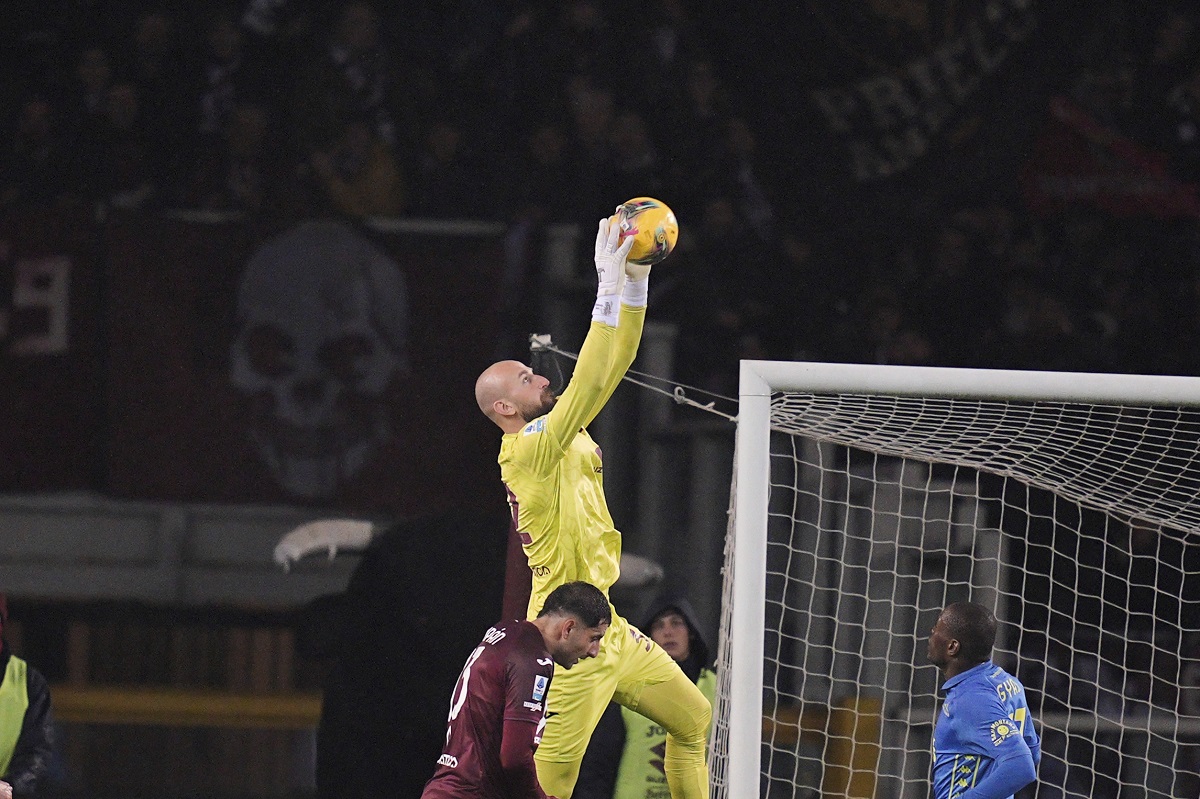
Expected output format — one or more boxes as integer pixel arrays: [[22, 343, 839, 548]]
[[474, 216, 634, 444]]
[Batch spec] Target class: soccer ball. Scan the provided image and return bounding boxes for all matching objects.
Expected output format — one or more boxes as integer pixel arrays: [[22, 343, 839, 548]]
[[612, 197, 679, 266]]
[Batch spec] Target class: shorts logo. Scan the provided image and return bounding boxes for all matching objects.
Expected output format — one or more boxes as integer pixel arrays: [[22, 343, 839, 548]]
[[523, 419, 546, 435], [533, 675, 548, 701], [989, 719, 1018, 746]]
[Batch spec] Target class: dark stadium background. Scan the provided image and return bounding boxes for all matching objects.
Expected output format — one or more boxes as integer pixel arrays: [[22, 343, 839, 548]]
[[1, 1, 1198, 796]]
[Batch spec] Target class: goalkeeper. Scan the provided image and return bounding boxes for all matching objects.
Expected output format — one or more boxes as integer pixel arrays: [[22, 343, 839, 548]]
[[474, 216, 710, 799]]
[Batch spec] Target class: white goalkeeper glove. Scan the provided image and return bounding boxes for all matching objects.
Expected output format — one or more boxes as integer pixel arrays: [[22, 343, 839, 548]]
[[273, 519, 376, 571], [621, 256, 650, 307], [611, 206, 651, 305], [625, 259, 651, 282], [593, 217, 634, 324]]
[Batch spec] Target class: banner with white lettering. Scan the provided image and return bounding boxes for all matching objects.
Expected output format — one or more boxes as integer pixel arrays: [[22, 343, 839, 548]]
[[805, 0, 1038, 183], [0, 209, 102, 491], [103, 214, 506, 515]]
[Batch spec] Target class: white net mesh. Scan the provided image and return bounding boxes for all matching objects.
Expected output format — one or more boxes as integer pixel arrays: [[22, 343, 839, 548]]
[[713, 382, 1200, 799]]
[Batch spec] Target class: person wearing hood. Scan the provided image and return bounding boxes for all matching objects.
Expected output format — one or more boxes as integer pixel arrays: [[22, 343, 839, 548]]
[[0, 595, 55, 799], [573, 596, 715, 799]]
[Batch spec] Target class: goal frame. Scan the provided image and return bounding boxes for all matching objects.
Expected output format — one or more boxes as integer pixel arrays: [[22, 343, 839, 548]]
[[727, 359, 1200, 796]]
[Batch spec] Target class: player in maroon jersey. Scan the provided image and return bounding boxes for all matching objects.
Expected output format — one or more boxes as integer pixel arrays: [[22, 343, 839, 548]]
[[422, 581, 612, 799]]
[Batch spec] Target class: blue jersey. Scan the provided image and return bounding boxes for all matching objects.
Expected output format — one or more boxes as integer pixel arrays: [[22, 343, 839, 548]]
[[932, 661, 1040, 799]]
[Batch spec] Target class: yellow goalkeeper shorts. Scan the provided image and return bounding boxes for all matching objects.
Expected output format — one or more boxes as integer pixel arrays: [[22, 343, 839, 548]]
[[534, 613, 695, 763]]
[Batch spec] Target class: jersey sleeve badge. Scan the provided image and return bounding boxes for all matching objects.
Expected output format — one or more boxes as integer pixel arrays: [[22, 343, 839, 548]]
[[989, 719, 1019, 745]]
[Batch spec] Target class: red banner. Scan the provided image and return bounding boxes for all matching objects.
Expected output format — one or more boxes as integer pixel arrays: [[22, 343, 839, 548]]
[[1021, 95, 1200, 219], [102, 213, 507, 516], [0, 209, 103, 491]]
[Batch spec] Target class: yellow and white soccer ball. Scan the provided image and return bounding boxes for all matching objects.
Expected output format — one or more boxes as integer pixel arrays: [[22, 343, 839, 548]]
[[611, 197, 679, 266]]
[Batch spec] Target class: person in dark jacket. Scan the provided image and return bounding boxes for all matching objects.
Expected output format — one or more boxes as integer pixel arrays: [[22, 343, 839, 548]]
[[0, 594, 54, 799], [574, 596, 716, 799], [303, 511, 509, 799]]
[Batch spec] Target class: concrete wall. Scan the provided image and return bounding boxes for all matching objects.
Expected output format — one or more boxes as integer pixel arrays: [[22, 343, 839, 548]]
[[0, 492, 358, 608]]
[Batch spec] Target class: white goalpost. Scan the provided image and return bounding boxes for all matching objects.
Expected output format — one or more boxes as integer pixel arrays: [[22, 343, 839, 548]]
[[713, 360, 1200, 799]]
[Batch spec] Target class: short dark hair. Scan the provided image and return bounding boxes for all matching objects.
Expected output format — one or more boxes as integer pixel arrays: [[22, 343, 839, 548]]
[[945, 601, 997, 663], [538, 582, 611, 628]]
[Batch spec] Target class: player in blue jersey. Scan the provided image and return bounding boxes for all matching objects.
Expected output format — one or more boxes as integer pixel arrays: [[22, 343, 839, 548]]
[[928, 601, 1041, 799]]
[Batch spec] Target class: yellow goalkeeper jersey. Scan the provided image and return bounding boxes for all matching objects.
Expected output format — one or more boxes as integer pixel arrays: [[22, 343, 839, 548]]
[[499, 307, 645, 620]]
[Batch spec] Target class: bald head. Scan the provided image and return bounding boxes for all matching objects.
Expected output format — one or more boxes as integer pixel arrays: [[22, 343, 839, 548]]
[[476, 361, 520, 418], [475, 360, 556, 433]]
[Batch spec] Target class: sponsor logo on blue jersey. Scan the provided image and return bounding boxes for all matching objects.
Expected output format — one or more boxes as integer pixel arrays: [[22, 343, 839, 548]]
[[989, 719, 1018, 746], [533, 674, 548, 701]]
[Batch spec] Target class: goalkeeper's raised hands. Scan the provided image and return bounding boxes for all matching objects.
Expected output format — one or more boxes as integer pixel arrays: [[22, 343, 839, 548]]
[[593, 216, 634, 297], [609, 205, 651, 308]]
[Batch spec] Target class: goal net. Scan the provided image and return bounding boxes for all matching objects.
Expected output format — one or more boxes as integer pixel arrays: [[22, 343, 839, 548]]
[[712, 361, 1200, 799]]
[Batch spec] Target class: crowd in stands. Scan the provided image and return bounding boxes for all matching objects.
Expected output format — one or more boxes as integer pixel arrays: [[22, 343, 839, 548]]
[[2, 1, 1200, 393], [3, 4, 1200, 796]]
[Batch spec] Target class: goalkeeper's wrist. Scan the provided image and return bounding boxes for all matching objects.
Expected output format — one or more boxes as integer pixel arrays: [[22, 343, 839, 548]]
[[621, 277, 648, 308], [592, 293, 620, 326]]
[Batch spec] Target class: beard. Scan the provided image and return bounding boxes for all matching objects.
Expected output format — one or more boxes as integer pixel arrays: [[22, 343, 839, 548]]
[[518, 389, 558, 422]]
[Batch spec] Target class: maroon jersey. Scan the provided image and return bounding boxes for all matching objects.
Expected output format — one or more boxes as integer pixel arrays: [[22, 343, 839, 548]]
[[421, 620, 554, 799]]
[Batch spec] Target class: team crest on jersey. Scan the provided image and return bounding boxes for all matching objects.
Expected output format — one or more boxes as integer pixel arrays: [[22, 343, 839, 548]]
[[523, 419, 546, 435], [989, 719, 1018, 745], [533, 675, 548, 701]]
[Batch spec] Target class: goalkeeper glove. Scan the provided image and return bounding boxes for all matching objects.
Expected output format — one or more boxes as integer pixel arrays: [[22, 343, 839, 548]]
[[609, 205, 652, 283], [593, 216, 634, 324], [612, 206, 650, 305], [607, 205, 653, 284], [624, 255, 651, 283]]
